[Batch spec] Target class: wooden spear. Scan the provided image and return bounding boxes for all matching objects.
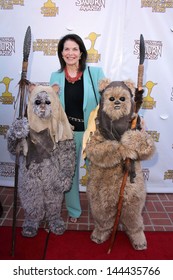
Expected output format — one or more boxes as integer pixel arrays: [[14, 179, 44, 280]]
[[107, 34, 145, 254], [11, 26, 31, 256]]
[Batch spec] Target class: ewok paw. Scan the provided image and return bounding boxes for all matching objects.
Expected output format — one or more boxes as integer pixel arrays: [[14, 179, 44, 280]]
[[7, 117, 29, 140], [7, 117, 29, 155]]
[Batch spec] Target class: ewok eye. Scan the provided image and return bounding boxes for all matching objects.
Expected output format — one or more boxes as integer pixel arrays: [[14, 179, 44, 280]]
[[119, 97, 125, 102], [34, 100, 51, 105], [109, 96, 115, 101], [35, 100, 41, 105], [45, 100, 51, 105]]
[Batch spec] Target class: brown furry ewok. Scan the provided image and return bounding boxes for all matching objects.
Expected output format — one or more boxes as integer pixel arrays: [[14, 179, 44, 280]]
[[107, 87, 144, 254], [85, 79, 155, 251]]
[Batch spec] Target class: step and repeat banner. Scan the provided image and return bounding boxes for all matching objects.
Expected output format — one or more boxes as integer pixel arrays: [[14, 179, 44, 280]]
[[0, 0, 173, 193]]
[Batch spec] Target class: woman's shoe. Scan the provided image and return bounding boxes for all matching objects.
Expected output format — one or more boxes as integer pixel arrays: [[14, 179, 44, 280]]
[[69, 217, 78, 223]]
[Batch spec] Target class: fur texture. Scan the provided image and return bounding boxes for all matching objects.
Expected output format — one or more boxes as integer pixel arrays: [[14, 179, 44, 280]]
[[7, 84, 76, 237], [85, 79, 155, 250]]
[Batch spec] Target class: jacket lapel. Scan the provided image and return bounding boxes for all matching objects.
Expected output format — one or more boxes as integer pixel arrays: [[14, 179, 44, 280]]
[[83, 67, 89, 110], [59, 72, 65, 109]]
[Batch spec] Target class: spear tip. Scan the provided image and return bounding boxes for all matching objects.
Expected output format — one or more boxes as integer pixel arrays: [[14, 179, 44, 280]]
[[139, 34, 145, 65], [23, 26, 32, 62]]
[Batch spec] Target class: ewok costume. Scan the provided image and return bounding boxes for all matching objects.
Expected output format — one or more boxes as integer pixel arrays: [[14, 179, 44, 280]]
[[85, 79, 155, 250], [7, 84, 76, 237]]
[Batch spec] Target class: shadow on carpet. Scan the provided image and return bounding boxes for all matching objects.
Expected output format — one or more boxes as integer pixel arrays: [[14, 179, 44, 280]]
[[0, 227, 173, 260]]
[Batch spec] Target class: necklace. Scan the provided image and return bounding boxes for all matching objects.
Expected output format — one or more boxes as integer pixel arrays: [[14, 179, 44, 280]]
[[65, 67, 83, 84]]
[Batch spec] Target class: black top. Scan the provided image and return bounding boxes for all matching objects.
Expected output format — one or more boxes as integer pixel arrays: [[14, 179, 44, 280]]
[[64, 76, 84, 131]]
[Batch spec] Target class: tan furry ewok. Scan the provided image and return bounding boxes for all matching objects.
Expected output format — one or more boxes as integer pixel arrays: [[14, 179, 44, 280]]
[[85, 79, 155, 250]]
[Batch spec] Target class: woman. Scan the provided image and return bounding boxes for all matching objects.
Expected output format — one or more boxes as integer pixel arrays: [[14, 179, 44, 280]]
[[50, 33, 105, 222]]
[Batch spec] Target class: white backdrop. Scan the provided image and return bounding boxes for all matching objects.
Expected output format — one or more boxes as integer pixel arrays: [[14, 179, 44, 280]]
[[0, 0, 173, 193]]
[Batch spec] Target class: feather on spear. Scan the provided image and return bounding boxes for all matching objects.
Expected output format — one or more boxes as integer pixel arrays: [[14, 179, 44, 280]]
[[107, 34, 145, 254], [11, 26, 31, 256]]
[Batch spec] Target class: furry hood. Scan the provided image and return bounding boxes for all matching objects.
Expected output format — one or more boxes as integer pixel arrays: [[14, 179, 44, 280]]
[[97, 80, 135, 141], [28, 84, 73, 146]]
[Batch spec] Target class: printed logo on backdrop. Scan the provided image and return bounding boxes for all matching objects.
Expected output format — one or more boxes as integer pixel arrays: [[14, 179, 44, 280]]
[[0, 0, 24, 9], [33, 39, 59, 56], [142, 168, 150, 181], [85, 32, 101, 63], [75, 0, 105, 11], [147, 130, 160, 142], [142, 80, 157, 109], [41, 0, 59, 17], [0, 162, 15, 177], [164, 170, 173, 182], [0, 37, 15, 56], [134, 39, 162, 109], [134, 39, 162, 60], [0, 77, 15, 104], [33, 82, 49, 86], [141, 0, 173, 13], [0, 125, 9, 138]]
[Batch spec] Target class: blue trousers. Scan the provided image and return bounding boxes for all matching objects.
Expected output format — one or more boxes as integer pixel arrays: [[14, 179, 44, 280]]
[[65, 131, 84, 218]]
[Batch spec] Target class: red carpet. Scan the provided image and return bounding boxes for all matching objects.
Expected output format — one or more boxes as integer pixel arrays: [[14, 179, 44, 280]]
[[0, 227, 173, 260]]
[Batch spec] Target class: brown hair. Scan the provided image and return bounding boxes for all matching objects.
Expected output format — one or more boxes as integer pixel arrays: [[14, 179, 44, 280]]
[[57, 34, 88, 72]]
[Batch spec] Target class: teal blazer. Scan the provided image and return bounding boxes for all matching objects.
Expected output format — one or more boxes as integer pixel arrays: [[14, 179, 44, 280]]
[[50, 66, 105, 129]]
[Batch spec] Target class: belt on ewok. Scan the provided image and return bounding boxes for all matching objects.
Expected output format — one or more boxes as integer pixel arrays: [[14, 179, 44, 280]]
[[68, 116, 84, 123]]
